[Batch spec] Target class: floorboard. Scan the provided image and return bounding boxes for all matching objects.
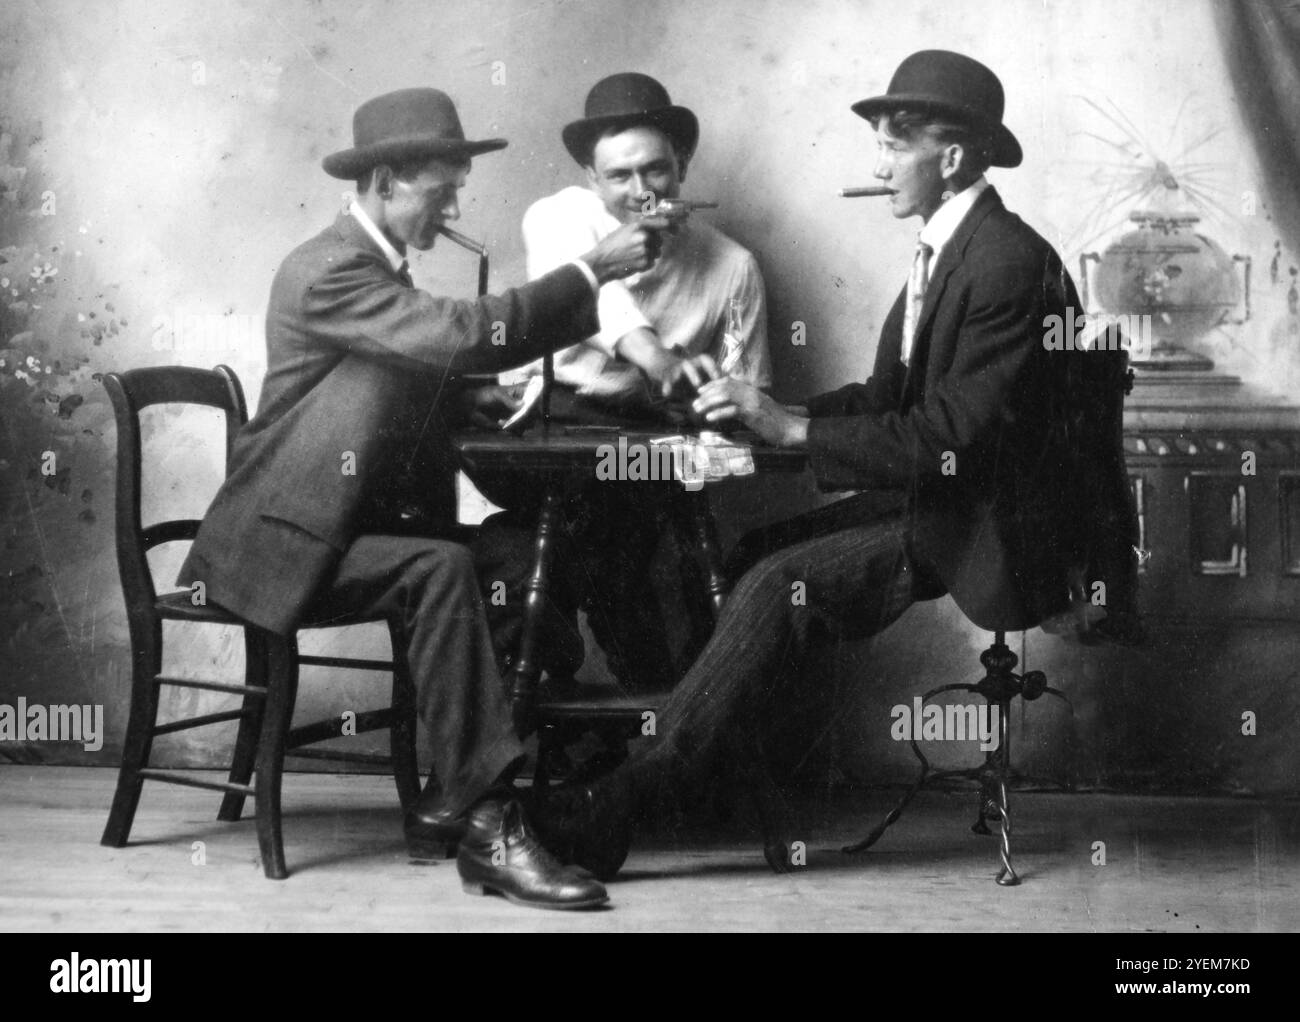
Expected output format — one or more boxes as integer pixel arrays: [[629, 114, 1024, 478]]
[[1, 766, 1295, 932]]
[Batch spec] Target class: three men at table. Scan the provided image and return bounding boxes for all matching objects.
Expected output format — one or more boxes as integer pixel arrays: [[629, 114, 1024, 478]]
[[180, 49, 1132, 908]]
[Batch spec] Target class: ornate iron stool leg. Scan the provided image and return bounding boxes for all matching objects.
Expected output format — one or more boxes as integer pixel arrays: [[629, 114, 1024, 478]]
[[846, 632, 1061, 885], [842, 682, 972, 854], [973, 694, 1020, 886]]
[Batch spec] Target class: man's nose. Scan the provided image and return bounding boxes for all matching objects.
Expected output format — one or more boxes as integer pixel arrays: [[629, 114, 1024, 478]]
[[873, 156, 891, 181], [440, 196, 460, 221]]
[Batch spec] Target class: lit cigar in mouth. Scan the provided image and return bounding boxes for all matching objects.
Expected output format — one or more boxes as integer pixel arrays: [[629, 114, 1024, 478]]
[[840, 186, 896, 198]]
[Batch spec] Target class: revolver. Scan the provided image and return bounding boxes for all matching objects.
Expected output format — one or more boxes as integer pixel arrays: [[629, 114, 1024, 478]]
[[641, 197, 719, 225]]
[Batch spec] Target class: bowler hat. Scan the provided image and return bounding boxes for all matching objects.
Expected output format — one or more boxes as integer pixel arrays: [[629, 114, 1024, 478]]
[[851, 50, 1022, 168], [322, 88, 507, 179], [562, 73, 699, 166]]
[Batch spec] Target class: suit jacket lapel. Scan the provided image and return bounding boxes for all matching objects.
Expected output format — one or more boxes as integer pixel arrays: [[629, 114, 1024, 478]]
[[903, 186, 1004, 403], [875, 285, 908, 370]]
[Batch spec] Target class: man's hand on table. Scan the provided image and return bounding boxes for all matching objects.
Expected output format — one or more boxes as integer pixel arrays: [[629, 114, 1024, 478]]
[[615, 327, 721, 399], [692, 378, 809, 448]]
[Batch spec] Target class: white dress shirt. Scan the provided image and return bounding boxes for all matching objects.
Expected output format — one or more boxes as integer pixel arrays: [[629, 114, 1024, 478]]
[[347, 198, 406, 273]]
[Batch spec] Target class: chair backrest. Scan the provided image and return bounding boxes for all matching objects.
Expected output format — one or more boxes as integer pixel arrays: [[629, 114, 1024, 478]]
[[1060, 335, 1143, 640], [103, 365, 247, 615]]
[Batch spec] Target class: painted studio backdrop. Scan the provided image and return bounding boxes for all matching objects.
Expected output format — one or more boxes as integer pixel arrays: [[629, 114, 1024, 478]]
[[2, 0, 1299, 792]]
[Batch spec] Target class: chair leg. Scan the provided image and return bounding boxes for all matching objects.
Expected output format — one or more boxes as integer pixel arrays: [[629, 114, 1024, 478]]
[[991, 696, 1020, 886], [101, 622, 163, 847], [386, 621, 421, 812], [533, 724, 557, 806], [972, 695, 1020, 884], [507, 485, 564, 736], [993, 776, 1019, 886], [254, 632, 297, 880], [218, 628, 269, 822]]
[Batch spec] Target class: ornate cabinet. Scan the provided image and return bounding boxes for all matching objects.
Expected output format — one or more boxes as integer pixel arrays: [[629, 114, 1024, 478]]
[[1102, 373, 1300, 793]]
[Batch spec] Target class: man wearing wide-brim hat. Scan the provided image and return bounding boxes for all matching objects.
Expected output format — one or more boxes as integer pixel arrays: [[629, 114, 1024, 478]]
[[475, 72, 773, 697], [178, 87, 670, 910], [536, 52, 1138, 882]]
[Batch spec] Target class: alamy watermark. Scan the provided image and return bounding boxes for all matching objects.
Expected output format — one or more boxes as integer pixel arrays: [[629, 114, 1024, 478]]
[[151, 308, 259, 356], [890, 696, 1000, 751], [50, 954, 151, 1001], [594, 435, 755, 491], [1042, 308, 1152, 358], [0, 698, 104, 751]]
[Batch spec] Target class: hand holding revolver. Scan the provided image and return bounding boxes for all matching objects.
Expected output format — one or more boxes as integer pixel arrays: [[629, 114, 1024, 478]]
[[580, 215, 672, 282]]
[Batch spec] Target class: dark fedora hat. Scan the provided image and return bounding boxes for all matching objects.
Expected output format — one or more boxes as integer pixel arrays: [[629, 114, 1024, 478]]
[[561, 73, 699, 166], [851, 50, 1022, 168], [322, 87, 507, 179]]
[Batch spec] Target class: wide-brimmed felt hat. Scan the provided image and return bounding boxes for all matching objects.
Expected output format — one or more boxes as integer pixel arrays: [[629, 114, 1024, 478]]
[[322, 88, 507, 179], [851, 50, 1022, 168], [562, 73, 699, 166]]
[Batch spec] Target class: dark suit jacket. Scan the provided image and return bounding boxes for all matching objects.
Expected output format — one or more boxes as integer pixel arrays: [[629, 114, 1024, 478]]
[[804, 186, 1132, 631], [179, 212, 598, 634]]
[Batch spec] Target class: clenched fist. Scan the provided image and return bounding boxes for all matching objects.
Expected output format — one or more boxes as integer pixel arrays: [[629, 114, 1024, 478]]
[[580, 216, 671, 283]]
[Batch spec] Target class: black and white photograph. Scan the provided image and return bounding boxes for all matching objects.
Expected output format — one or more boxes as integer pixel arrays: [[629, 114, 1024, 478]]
[[0, 0, 1296, 960]]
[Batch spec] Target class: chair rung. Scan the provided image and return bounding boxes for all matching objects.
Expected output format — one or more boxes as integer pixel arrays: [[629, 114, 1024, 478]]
[[153, 709, 248, 736], [296, 654, 394, 671], [287, 709, 395, 748], [136, 768, 255, 797], [156, 676, 267, 697], [285, 748, 393, 766]]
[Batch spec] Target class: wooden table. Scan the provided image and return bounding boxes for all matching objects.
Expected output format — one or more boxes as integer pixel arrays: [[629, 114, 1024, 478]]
[[454, 424, 808, 731]]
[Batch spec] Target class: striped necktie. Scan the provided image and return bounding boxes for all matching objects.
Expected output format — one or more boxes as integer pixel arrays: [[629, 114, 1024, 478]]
[[901, 240, 933, 365]]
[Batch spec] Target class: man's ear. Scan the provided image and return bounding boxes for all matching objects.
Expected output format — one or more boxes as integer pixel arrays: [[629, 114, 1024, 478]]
[[583, 163, 600, 190], [372, 164, 395, 200], [939, 143, 965, 186], [676, 153, 690, 185]]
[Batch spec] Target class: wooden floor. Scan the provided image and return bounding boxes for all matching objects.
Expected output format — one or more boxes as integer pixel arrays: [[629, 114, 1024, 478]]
[[2, 766, 1296, 932]]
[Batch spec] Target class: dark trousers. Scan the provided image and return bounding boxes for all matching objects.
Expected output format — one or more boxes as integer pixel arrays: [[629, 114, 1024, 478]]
[[620, 495, 944, 801], [304, 534, 525, 816]]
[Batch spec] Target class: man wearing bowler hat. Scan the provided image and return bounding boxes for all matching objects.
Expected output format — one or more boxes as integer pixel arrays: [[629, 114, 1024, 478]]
[[535, 52, 1138, 880], [179, 87, 671, 909], [474, 72, 772, 696]]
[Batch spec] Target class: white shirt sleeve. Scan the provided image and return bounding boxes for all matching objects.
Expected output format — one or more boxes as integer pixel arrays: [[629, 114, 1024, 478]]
[[729, 254, 772, 389], [522, 190, 653, 358], [565, 257, 599, 294]]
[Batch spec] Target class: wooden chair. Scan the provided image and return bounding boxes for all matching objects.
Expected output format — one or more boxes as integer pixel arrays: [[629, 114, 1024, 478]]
[[99, 364, 420, 879]]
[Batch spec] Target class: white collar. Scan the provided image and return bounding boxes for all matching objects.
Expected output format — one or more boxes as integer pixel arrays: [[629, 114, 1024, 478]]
[[918, 176, 990, 257], [346, 197, 406, 273]]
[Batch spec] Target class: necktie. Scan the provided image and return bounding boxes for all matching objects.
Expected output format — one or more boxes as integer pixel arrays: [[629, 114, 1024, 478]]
[[901, 240, 933, 365], [397, 260, 413, 288]]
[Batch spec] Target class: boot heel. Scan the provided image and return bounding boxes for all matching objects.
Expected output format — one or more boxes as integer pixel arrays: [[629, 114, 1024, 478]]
[[461, 879, 487, 896]]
